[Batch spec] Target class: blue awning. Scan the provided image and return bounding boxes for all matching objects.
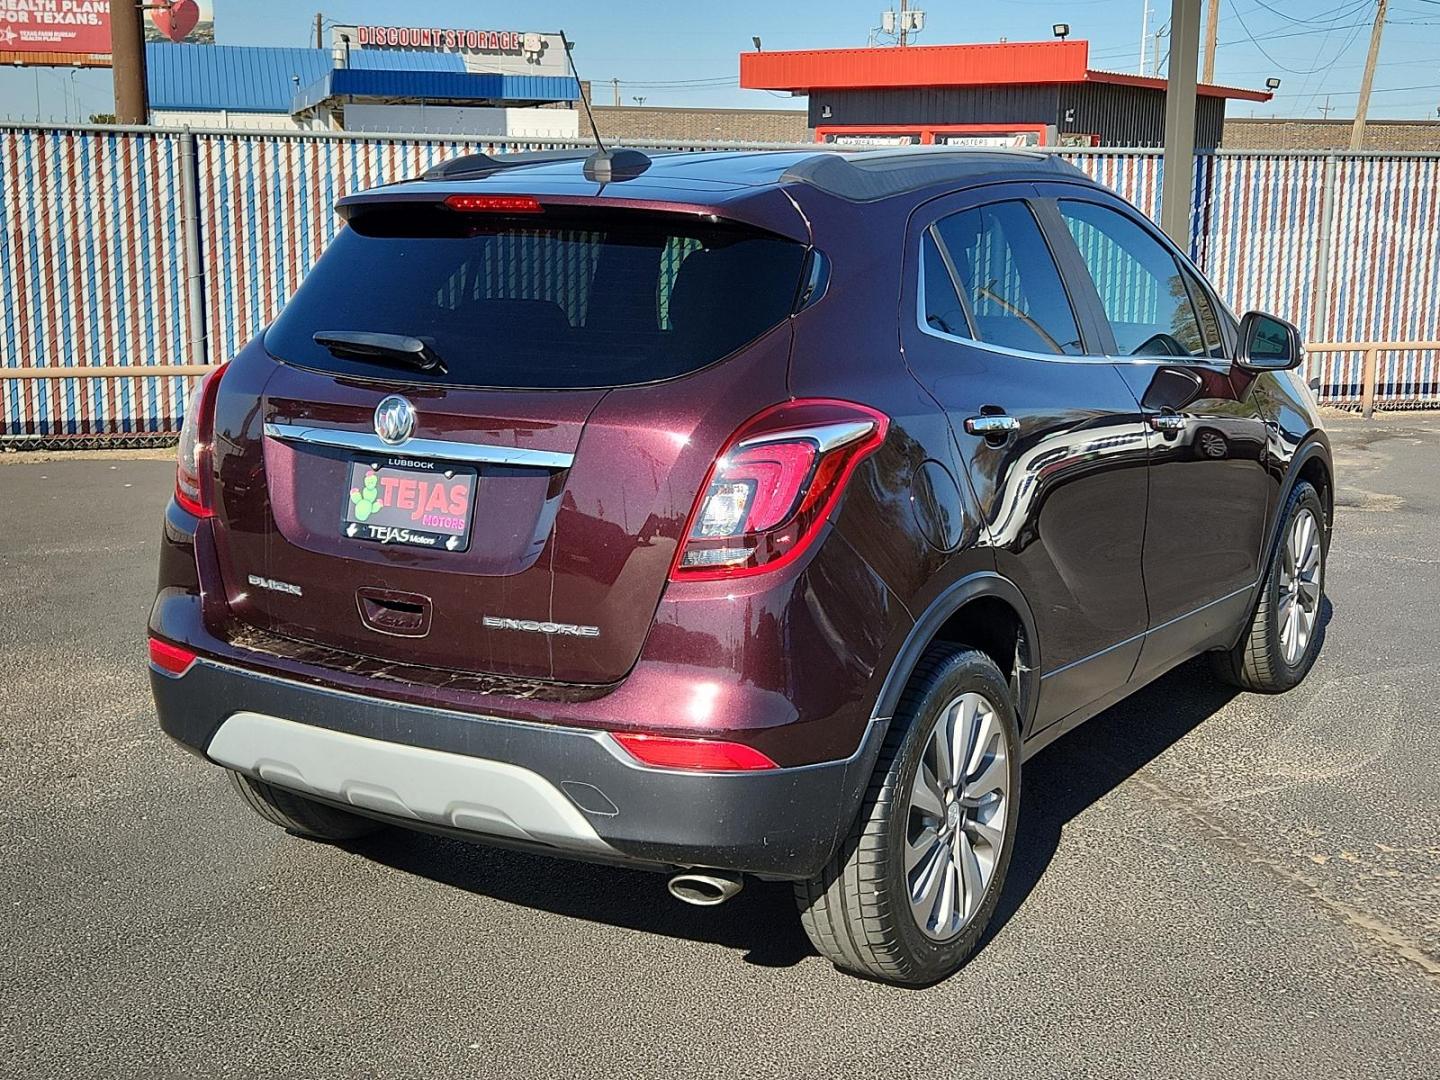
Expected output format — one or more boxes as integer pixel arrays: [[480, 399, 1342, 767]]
[[291, 69, 581, 115], [147, 42, 471, 113]]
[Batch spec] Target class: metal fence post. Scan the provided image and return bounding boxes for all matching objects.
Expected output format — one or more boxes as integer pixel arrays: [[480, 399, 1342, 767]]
[[1308, 155, 1338, 346], [178, 130, 208, 367], [1361, 347, 1378, 419]]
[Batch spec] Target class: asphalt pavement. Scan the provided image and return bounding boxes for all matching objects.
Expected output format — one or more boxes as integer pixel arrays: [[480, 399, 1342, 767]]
[[1, 415, 1437, 1080]]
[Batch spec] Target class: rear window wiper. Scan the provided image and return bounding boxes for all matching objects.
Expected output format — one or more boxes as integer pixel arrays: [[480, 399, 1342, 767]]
[[312, 331, 448, 375]]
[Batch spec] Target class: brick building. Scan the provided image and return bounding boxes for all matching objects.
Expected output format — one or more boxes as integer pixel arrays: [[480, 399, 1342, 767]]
[[1222, 118, 1440, 152], [591, 104, 809, 144]]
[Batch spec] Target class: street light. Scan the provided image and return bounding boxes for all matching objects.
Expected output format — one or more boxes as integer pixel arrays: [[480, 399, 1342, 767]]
[[1266, 77, 1281, 90], [1053, 23, 1071, 40], [752, 36, 762, 52]]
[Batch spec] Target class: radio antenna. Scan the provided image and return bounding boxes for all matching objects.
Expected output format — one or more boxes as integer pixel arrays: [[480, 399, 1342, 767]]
[[559, 30, 608, 157]]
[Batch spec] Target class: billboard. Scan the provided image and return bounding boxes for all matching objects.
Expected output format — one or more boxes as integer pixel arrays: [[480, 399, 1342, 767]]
[[0, 0, 214, 66], [144, 0, 215, 45], [0, 0, 110, 57]]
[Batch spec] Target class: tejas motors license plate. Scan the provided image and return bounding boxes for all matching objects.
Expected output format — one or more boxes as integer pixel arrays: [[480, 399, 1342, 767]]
[[342, 457, 476, 552]]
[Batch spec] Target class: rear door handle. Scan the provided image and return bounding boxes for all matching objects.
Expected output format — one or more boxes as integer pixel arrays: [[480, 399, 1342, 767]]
[[1148, 413, 1186, 433], [964, 414, 1021, 437]]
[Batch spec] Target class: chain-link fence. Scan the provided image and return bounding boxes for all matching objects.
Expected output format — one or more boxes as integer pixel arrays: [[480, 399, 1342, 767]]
[[4, 123, 1439, 447]]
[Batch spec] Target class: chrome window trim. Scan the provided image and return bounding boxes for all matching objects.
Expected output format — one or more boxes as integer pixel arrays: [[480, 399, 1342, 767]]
[[263, 422, 576, 469], [915, 246, 1231, 370]]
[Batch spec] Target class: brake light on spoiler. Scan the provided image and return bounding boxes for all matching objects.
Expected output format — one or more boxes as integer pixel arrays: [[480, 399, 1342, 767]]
[[671, 399, 889, 581], [444, 194, 544, 214]]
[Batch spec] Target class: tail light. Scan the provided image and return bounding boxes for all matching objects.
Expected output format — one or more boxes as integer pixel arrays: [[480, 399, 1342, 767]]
[[148, 637, 198, 677], [174, 363, 229, 518], [613, 733, 778, 771], [671, 399, 888, 581]]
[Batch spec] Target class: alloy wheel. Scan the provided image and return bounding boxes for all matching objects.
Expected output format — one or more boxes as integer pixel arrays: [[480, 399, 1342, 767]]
[[904, 691, 1011, 941], [1278, 507, 1323, 666]]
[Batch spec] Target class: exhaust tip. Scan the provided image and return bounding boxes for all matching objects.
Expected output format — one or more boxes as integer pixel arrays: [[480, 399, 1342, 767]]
[[667, 870, 744, 907]]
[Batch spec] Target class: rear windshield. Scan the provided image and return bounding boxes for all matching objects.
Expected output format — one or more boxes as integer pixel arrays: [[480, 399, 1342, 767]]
[[264, 204, 808, 389]]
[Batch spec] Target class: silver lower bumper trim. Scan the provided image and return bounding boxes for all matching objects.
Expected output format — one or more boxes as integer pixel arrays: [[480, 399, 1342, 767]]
[[208, 711, 613, 852]]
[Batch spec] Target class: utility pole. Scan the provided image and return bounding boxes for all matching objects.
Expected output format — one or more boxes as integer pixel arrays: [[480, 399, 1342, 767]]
[[1139, 1, 1150, 74], [1160, 0, 1203, 247], [110, 0, 149, 125], [1350, 0, 1388, 151], [314, 13, 324, 50], [1202, 0, 1220, 84], [899, 0, 910, 46], [612, 77, 620, 107], [1318, 96, 1335, 119]]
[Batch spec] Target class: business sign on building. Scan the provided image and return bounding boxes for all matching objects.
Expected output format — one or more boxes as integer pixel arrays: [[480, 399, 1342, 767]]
[[353, 26, 531, 53], [0, 0, 109, 60], [331, 24, 568, 77]]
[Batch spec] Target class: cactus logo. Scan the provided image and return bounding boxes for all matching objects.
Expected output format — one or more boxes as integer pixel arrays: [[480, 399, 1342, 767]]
[[349, 469, 385, 521]]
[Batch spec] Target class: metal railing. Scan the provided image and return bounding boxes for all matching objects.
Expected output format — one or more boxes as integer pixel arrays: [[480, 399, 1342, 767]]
[[8, 342, 1437, 420], [1306, 341, 1440, 419]]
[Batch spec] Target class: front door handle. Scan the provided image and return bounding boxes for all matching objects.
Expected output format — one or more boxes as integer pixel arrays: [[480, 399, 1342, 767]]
[[964, 414, 1021, 437], [1148, 413, 1186, 433]]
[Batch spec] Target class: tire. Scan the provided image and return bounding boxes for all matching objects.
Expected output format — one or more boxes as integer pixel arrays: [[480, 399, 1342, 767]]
[[229, 770, 382, 842], [1211, 480, 1328, 693], [795, 645, 1022, 986]]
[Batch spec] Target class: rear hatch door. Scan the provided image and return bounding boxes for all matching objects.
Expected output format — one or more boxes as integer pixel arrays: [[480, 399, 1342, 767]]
[[210, 191, 809, 683]]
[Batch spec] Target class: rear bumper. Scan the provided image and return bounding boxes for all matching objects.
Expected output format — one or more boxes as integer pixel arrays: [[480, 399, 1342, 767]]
[[152, 658, 886, 879]]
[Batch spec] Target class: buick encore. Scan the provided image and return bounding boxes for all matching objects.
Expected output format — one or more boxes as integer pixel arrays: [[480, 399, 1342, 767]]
[[150, 147, 1332, 985]]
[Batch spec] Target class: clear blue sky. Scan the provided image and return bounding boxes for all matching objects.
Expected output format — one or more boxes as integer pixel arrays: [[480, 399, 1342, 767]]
[[2, 0, 1439, 124]]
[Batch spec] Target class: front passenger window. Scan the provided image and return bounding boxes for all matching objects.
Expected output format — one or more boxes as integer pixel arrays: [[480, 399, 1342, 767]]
[[1058, 200, 1207, 358]]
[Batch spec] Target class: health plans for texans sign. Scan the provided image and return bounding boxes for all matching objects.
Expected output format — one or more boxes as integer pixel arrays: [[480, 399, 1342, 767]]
[[0, 0, 109, 54]]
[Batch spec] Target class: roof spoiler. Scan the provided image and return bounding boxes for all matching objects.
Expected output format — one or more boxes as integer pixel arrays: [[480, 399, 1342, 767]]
[[420, 147, 654, 185]]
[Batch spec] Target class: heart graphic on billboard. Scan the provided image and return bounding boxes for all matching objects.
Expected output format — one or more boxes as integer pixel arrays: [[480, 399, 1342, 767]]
[[152, 0, 201, 43]]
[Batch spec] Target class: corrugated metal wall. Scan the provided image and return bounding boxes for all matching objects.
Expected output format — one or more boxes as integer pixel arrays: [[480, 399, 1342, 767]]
[[808, 84, 1226, 149], [2, 125, 1439, 439], [809, 86, 1060, 130], [1057, 84, 1226, 149]]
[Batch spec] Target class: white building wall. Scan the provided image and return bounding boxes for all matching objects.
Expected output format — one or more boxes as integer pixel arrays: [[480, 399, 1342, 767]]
[[341, 104, 579, 138], [150, 105, 579, 138], [149, 109, 325, 132]]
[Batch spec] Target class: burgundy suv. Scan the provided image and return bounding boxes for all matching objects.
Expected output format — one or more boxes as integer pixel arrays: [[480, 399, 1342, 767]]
[[149, 148, 1331, 985]]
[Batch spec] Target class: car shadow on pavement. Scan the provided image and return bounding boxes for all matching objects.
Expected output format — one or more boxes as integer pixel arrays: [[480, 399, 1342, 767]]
[[982, 595, 1333, 954], [347, 600, 1332, 974], [348, 817, 817, 969]]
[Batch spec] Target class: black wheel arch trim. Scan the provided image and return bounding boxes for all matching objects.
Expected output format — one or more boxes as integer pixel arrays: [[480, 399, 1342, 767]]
[[1229, 431, 1332, 648], [870, 571, 1041, 735], [1272, 433, 1334, 552]]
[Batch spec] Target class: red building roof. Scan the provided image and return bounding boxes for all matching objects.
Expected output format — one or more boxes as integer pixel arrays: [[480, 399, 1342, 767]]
[[739, 40, 1272, 102]]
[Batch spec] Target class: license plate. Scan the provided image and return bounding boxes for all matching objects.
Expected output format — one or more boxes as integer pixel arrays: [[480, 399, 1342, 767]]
[[342, 458, 476, 552]]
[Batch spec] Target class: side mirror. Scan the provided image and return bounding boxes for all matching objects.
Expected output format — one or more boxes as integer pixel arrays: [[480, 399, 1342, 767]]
[[1235, 310, 1304, 372]]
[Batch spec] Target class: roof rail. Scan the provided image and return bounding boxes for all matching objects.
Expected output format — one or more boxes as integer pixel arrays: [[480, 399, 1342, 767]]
[[782, 147, 1089, 201]]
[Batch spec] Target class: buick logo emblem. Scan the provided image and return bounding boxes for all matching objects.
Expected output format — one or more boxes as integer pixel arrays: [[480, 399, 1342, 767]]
[[374, 396, 416, 445]]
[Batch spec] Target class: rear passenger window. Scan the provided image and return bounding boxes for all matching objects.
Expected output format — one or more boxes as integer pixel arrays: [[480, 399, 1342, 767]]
[[1058, 201, 1208, 359], [932, 202, 1084, 356], [921, 231, 970, 338]]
